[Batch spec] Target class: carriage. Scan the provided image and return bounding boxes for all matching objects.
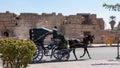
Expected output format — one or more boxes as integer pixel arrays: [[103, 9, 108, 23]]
[[29, 27, 70, 63], [29, 27, 93, 63]]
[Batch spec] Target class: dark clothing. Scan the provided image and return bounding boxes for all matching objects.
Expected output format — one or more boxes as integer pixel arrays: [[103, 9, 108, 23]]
[[53, 29, 58, 39], [47, 33, 66, 49], [47, 28, 58, 49], [47, 39, 56, 49]]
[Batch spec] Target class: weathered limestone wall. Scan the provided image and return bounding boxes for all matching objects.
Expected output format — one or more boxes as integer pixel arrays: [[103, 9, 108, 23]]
[[0, 11, 17, 37], [0, 11, 118, 43]]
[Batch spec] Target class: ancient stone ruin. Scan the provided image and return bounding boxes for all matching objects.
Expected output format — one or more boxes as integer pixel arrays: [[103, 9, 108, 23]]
[[0, 11, 119, 43]]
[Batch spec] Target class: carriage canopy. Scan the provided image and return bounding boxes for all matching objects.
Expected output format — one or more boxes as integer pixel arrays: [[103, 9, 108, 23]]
[[29, 27, 52, 41]]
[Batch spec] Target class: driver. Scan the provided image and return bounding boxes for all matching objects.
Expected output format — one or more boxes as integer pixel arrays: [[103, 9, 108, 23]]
[[47, 26, 60, 49]]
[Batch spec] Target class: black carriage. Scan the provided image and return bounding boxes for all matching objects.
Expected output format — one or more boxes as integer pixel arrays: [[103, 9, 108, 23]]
[[29, 27, 70, 63]]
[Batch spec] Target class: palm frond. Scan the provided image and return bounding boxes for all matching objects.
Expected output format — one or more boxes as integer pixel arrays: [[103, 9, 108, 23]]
[[103, 3, 120, 11]]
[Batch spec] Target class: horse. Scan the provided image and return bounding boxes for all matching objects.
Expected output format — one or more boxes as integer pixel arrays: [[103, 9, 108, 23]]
[[68, 35, 93, 60]]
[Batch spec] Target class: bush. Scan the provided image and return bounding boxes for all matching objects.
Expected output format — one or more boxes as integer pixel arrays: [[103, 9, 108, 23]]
[[0, 38, 36, 68]]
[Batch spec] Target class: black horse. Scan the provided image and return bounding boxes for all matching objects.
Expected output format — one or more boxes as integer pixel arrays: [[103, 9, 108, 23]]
[[68, 35, 93, 60]]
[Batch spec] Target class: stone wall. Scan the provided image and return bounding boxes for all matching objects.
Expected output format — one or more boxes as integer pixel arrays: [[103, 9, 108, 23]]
[[0, 11, 118, 43]]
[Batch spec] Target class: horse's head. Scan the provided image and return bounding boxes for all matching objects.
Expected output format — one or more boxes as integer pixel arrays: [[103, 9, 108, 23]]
[[86, 35, 94, 43]]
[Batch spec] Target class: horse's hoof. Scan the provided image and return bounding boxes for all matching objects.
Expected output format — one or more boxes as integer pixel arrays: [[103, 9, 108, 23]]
[[80, 56, 83, 58], [76, 58, 78, 60], [89, 57, 91, 59]]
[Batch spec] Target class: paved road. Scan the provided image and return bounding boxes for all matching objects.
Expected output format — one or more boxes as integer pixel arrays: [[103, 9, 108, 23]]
[[40, 47, 118, 61], [81, 47, 117, 60], [27, 47, 120, 68], [27, 59, 120, 68], [0, 46, 120, 68]]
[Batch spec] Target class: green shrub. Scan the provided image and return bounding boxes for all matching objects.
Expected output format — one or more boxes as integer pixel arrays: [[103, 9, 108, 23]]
[[0, 38, 36, 68]]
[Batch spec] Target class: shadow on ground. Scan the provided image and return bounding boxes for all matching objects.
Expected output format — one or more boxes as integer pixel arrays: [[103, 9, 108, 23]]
[[30, 59, 89, 64]]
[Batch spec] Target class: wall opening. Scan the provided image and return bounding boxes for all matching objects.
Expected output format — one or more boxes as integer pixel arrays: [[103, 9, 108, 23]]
[[3, 31, 9, 37]]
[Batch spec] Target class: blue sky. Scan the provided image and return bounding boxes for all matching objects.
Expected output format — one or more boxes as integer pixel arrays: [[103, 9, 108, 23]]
[[0, 0, 120, 29]]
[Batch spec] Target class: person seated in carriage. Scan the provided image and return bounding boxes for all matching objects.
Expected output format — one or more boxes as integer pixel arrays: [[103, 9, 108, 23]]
[[47, 26, 60, 49], [47, 26, 67, 49]]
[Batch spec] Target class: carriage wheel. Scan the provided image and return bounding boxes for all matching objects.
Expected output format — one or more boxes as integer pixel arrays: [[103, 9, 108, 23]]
[[57, 49, 70, 61], [32, 46, 43, 63], [52, 49, 60, 60]]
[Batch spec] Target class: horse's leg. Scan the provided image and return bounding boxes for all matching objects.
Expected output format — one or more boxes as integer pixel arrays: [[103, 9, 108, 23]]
[[85, 48, 91, 59], [80, 47, 86, 58], [72, 48, 78, 60]]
